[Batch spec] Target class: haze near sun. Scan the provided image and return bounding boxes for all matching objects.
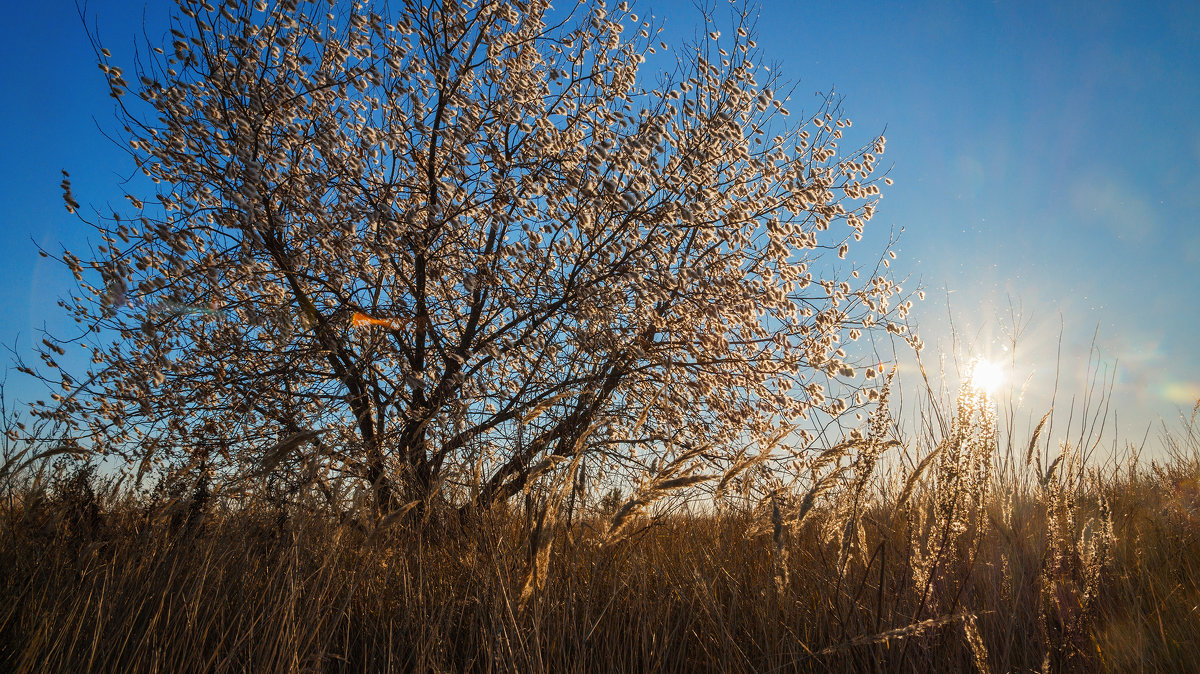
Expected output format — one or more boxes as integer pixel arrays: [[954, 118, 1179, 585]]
[[968, 358, 1005, 395]]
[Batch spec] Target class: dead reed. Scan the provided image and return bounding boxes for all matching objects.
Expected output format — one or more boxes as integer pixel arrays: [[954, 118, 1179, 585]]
[[1, 394, 1197, 672]]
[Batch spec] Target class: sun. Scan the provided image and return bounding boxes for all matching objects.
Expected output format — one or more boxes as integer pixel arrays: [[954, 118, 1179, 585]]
[[968, 358, 1005, 395]]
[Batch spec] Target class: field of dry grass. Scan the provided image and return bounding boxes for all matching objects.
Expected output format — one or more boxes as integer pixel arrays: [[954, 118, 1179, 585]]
[[2, 392, 1198, 673]]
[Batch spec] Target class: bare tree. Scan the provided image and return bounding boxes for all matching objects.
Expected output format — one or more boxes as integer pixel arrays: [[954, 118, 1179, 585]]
[[28, 0, 913, 515]]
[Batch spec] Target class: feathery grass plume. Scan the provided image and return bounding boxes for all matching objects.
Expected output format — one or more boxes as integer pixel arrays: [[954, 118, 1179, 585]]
[[259, 429, 329, 475], [518, 447, 589, 610], [1025, 409, 1053, 467], [0, 443, 87, 483], [770, 491, 789, 593], [522, 455, 572, 491], [913, 359, 1001, 610], [893, 444, 940, 512], [652, 474, 712, 492], [367, 500, 422, 541], [950, 611, 988, 666], [1040, 452, 1065, 488], [835, 506, 868, 570], [713, 450, 753, 499], [519, 390, 577, 423], [517, 498, 555, 611], [1079, 488, 1115, 616], [852, 368, 898, 491], [817, 612, 985, 654], [1036, 439, 1103, 670], [908, 501, 937, 604], [716, 424, 796, 499], [747, 461, 845, 540], [604, 444, 714, 545], [962, 612, 992, 674], [604, 473, 715, 545], [827, 373, 899, 570], [603, 491, 653, 544], [810, 439, 863, 476], [786, 464, 849, 530]]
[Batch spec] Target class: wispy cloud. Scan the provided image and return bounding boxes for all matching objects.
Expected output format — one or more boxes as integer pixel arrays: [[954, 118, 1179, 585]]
[[1069, 172, 1159, 243]]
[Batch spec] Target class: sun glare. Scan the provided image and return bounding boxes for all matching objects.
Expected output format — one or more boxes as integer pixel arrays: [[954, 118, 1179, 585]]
[[968, 359, 1005, 395]]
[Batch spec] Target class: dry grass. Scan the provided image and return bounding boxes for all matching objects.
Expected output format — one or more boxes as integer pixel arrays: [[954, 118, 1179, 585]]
[[2, 400, 1198, 672]]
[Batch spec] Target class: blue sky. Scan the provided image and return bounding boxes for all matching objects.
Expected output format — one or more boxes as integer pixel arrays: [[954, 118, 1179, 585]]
[[1, 0, 1197, 449], [743, 0, 1200, 444]]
